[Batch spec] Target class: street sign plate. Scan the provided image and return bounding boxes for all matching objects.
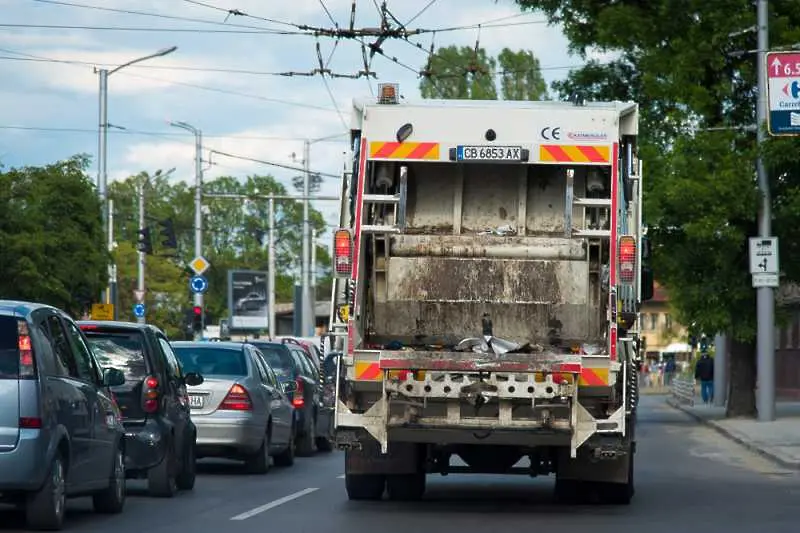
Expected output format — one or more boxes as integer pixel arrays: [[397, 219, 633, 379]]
[[752, 272, 779, 288], [133, 290, 145, 302], [91, 303, 114, 321], [766, 51, 800, 136], [749, 237, 779, 274], [189, 256, 210, 275], [190, 275, 209, 294], [133, 303, 145, 318]]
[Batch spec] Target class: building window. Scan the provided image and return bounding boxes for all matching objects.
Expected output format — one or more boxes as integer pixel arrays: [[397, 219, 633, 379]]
[[665, 313, 673, 330], [650, 313, 657, 331]]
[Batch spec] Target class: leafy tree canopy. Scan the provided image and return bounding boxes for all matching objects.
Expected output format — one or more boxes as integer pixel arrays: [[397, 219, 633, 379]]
[[0, 154, 105, 316], [419, 45, 547, 100]]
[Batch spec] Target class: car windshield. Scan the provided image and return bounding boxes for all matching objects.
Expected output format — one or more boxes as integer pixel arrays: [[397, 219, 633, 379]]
[[83, 330, 148, 382], [0, 316, 19, 379], [173, 346, 248, 377], [250, 343, 294, 379]]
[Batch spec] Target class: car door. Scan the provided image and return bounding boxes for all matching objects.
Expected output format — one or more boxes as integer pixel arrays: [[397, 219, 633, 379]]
[[156, 334, 192, 454], [244, 347, 274, 430], [38, 312, 94, 488], [252, 350, 290, 446], [61, 316, 116, 483]]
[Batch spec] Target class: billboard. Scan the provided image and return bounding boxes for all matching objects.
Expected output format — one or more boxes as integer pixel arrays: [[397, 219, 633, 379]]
[[227, 270, 268, 330]]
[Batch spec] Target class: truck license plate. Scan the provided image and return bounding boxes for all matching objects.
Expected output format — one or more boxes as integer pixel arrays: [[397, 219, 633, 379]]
[[457, 145, 523, 161], [189, 395, 204, 408]]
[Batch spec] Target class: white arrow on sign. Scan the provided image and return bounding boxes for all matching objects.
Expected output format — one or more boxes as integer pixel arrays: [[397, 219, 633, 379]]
[[134, 290, 145, 302], [771, 56, 783, 75]]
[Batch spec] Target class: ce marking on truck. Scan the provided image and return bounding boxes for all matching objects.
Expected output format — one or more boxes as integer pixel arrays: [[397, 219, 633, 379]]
[[540, 126, 561, 140]]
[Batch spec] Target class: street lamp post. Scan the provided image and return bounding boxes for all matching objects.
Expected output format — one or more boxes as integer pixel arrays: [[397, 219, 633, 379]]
[[170, 121, 204, 340], [97, 46, 177, 312]]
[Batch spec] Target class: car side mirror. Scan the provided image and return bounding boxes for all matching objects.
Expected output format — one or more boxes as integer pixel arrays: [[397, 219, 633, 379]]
[[282, 381, 298, 393], [185, 372, 204, 386], [103, 368, 125, 387]]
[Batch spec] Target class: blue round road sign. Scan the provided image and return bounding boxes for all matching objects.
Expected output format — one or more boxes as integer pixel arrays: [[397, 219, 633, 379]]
[[190, 275, 209, 294], [133, 303, 145, 318]]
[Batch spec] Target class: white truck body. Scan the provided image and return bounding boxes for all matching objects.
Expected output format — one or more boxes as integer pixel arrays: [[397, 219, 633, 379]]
[[326, 87, 651, 504]]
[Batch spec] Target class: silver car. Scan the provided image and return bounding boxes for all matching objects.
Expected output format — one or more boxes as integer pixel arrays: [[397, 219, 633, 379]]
[[171, 341, 296, 473]]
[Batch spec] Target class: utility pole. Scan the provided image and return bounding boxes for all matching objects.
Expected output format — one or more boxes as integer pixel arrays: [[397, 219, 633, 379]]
[[301, 139, 313, 337], [97, 68, 110, 306], [170, 121, 204, 340], [137, 178, 146, 325], [268, 198, 277, 338], [108, 199, 118, 319], [95, 46, 177, 308], [755, 0, 775, 421]]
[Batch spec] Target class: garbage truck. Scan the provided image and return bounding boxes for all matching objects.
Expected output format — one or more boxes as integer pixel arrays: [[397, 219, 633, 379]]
[[324, 84, 654, 504]]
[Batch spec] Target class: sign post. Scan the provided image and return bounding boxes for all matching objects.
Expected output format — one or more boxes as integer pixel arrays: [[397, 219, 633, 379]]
[[766, 51, 800, 137], [749, 237, 780, 288]]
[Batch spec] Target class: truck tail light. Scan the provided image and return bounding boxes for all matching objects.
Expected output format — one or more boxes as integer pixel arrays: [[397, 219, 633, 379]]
[[618, 235, 637, 284], [333, 229, 353, 278]]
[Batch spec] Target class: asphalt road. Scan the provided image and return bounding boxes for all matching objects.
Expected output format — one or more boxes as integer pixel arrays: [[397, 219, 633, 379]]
[[3, 395, 799, 532]]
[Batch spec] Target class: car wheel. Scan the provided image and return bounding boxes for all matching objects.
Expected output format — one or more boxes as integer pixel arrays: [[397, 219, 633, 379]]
[[245, 428, 271, 474], [148, 439, 178, 498], [273, 423, 296, 467], [93, 445, 126, 513], [295, 414, 317, 457], [26, 453, 67, 530], [176, 437, 197, 491]]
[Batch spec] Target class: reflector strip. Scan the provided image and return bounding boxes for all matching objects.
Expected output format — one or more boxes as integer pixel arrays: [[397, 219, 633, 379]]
[[539, 144, 610, 163], [354, 361, 382, 381], [369, 141, 440, 160], [578, 367, 609, 386]]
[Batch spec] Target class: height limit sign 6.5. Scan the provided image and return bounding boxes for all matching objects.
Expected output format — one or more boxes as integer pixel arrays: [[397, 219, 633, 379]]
[[749, 237, 780, 288]]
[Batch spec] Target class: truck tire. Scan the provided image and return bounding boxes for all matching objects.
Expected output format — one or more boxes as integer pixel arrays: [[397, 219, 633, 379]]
[[345, 473, 385, 500], [386, 473, 425, 501]]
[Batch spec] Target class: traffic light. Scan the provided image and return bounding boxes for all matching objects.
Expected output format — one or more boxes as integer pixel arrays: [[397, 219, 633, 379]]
[[699, 334, 709, 353], [192, 306, 203, 333], [159, 218, 177, 248], [137, 227, 153, 254]]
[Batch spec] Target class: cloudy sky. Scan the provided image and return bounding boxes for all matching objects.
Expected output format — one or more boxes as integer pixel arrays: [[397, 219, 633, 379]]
[[0, 0, 594, 239]]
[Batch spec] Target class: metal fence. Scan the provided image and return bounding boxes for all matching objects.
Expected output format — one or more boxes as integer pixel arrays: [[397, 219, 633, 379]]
[[670, 376, 695, 406]]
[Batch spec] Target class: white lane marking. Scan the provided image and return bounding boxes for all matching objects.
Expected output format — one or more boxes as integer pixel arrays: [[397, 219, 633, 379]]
[[229, 488, 319, 521], [337, 474, 345, 479]]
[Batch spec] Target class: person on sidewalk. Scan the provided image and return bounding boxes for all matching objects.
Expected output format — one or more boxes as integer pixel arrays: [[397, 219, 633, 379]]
[[694, 350, 714, 404]]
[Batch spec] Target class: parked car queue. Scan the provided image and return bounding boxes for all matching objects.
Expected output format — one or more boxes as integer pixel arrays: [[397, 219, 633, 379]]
[[0, 300, 336, 531]]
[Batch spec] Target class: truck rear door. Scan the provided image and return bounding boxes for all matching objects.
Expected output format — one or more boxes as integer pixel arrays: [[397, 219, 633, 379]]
[[0, 315, 23, 451]]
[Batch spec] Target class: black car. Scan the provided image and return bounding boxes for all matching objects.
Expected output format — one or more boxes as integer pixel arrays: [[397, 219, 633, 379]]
[[78, 321, 203, 498], [249, 341, 332, 456]]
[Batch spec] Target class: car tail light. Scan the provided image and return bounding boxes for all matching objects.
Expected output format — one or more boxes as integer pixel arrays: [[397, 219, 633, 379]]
[[142, 375, 160, 413], [292, 378, 305, 408], [618, 235, 637, 284], [19, 417, 42, 429], [333, 229, 353, 278], [220, 384, 252, 411], [17, 319, 36, 379]]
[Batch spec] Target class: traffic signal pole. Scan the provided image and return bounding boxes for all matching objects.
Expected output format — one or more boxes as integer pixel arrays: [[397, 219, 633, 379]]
[[137, 178, 146, 324], [193, 128, 204, 339]]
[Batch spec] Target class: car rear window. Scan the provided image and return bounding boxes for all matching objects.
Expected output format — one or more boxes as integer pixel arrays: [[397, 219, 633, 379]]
[[173, 346, 247, 377], [0, 316, 20, 379], [250, 343, 294, 378], [83, 330, 148, 382]]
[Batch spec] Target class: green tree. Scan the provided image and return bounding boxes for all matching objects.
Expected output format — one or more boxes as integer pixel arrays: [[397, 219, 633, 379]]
[[497, 48, 548, 100], [514, 0, 800, 417], [108, 172, 332, 333], [419, 45, 548, 100], [0, 155, 106, 316]]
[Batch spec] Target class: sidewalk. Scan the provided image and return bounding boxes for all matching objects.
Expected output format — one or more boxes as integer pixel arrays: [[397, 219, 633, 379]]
[[667, 397, 800, 469]]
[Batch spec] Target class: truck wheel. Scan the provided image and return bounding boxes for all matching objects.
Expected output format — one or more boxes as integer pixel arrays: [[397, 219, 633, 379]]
[[386, 473, 426, 501], [554, 478, 583, 504], [345, 473, 385, 500]]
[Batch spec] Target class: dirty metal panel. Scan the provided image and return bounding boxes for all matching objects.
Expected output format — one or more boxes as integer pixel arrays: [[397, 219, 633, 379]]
[[460, 164, 521, 232], [390, 234, 586, 260], [405, 163, 457, 231], [387, 257, 588, 304], [378, 350, 582, 373]]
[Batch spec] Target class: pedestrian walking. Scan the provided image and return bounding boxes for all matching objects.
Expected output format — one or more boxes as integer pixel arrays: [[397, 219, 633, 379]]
[[694, 350, 714, 404]]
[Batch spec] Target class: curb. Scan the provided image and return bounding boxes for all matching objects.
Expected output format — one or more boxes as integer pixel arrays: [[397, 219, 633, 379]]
[[666, 398, 800, 471]]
